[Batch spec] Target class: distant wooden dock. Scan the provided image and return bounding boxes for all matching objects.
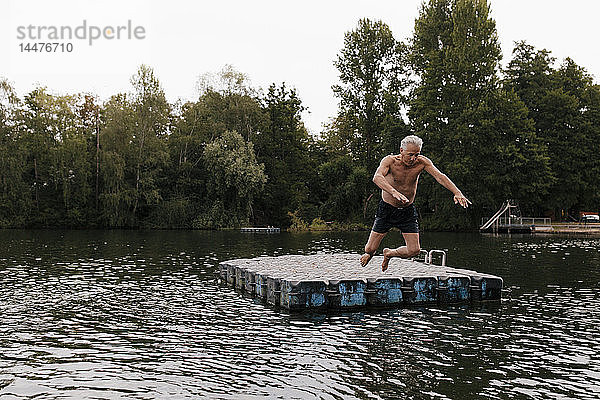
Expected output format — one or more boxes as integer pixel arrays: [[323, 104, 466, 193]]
[[240, 227, 281, 233], [218, 253, 504, 311], [534, 223, 600, 234]]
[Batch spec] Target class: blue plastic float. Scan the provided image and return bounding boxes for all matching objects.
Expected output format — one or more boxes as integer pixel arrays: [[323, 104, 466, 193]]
[[218, 252, 503, 311]]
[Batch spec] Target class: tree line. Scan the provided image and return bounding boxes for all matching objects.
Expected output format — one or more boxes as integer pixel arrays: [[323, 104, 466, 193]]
[[1, 0, 599, 230]]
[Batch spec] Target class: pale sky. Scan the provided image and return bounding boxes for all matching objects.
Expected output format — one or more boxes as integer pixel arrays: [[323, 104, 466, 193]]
[[2, 0, 600, 134]]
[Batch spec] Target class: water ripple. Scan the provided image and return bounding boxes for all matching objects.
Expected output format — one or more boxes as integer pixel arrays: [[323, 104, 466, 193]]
[[0, 230, 599, 399]]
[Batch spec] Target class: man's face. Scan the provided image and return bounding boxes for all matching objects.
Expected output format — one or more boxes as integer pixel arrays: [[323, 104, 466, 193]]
[[400, 144, 421, 166]]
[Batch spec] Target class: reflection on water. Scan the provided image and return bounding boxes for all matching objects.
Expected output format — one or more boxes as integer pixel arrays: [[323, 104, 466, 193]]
[[0, 230, 599, 399]]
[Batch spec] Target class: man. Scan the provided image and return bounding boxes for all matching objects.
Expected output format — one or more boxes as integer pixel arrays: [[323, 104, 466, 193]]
[[360, 135, 471, 271]]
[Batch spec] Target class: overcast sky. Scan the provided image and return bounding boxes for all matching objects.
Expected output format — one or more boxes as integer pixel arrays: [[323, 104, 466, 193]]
[[2, 0, 600, 134]]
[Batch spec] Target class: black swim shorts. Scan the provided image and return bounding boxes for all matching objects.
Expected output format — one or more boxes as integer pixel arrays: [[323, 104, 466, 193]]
[[372, 200, 419, 234]]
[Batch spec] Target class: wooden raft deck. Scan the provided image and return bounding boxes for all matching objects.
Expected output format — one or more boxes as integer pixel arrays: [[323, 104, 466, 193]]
[[218, 253, 504, 311]]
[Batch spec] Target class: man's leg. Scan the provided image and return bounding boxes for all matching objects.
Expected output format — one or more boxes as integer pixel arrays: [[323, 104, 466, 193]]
[[360, 230, 387, 267], [381, 233, 421, 271]]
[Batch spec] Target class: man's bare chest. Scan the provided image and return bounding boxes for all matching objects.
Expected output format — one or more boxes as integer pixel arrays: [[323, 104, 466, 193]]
[[388, 164, 423, 186]]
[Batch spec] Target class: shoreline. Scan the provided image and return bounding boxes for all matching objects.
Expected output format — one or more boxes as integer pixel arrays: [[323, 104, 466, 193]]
[[533, 223, 600, 235]]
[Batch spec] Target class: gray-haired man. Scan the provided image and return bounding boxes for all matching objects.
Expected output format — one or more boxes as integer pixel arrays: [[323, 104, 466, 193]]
[[360, 135, 471, 271]]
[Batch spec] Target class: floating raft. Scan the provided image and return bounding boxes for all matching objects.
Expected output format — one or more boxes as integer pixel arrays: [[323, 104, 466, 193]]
[[218, 252, 504, 311]]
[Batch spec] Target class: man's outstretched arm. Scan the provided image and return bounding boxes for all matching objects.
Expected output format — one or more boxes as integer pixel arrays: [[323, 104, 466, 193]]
[[422, 157, 472, 208]]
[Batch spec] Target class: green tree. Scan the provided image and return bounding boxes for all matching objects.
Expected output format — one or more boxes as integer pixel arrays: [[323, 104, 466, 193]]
[[504, 41, 556, 124], [410, 0, 501, 163], [581, 83, 600, 210], [0, 79, 30, 227], [195, 131, 266, 228], [77, 94, 101, 215], [327, 18, 410, 225], [129, 65, 171, 220], [539, 59, 597, 215], [50, 94, 93, 226], [157, 100, 207, 228], [16, 89, 94, 226], [18, 88, 58, 223], [318, 155, 371, 222], [410, 0, 552, 228], [333, 18, 408, 171], [161, 66, 266, 227], [196, 65, 266, 142], [471, 89, 552, 214], [252, 83, 315, 227], [98, 66, 170, 227], [99, 93, 136, 226], [504, 43, 600, 217]]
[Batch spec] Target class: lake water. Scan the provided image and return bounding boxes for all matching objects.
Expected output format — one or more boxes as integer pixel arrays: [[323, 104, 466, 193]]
[[0, 230, 599, 399]]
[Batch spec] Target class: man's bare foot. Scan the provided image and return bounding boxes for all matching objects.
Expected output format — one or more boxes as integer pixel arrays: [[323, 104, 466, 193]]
[[360, 252, 374, 267], [381, 248, 393, 272]]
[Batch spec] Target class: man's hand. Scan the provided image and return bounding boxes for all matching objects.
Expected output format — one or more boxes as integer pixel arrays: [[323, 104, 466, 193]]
[[392, 189, 410, 205], [453, 193, 472, 208]]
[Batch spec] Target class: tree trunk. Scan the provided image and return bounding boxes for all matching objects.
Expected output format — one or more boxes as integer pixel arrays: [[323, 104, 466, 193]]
[[34, 157, 39, 210], [95, 114, 100, 211], [133, 127, 146, 216]]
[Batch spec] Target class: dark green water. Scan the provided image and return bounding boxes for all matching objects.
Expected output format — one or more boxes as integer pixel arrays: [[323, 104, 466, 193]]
[[0, 230, 599, 399]]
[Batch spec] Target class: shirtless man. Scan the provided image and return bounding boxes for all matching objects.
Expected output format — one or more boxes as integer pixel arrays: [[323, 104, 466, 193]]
[[360, 135, 471, 271]]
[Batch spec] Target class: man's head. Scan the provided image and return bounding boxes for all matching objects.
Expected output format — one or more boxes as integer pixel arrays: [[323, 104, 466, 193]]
[[399, 135, 423, 166]]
